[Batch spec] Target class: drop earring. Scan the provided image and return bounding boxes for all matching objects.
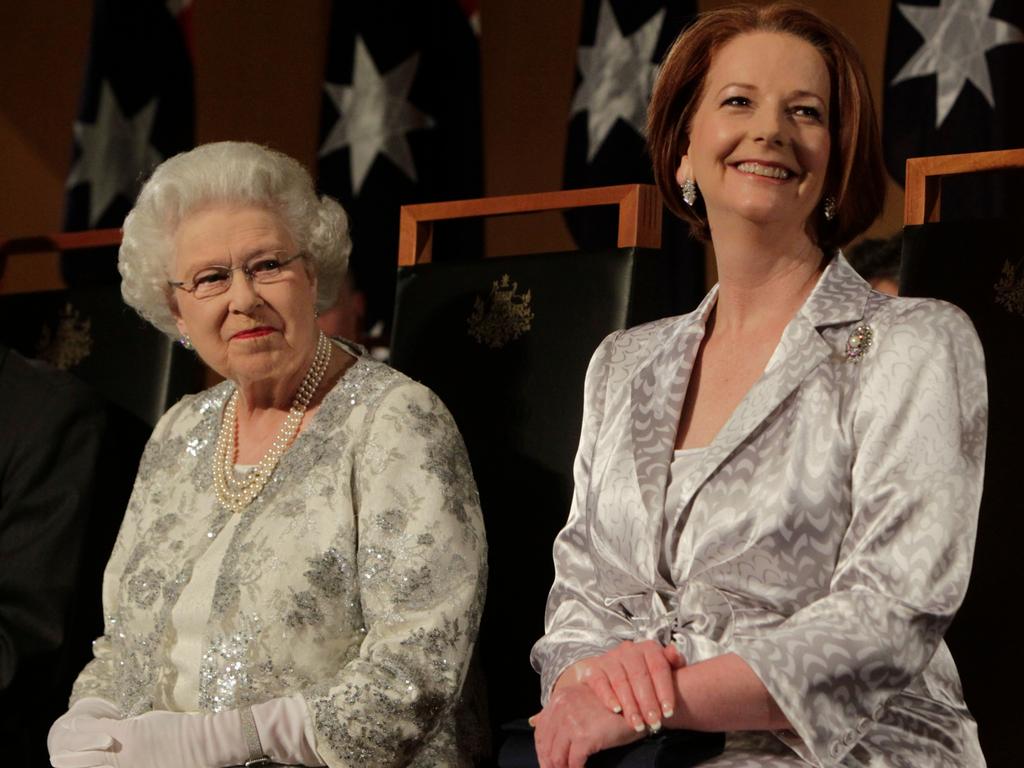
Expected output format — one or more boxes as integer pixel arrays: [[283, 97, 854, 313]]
[[823, 195, 837, 222], [681, 178, 698, 207]]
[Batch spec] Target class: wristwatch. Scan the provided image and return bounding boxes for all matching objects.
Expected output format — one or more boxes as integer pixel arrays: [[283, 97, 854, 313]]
[[240, 706, 272, 768]]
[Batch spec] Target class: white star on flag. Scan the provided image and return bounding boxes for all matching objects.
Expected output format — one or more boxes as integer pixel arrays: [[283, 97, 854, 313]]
[[165, 0, 192, 16], [320, 37, 436, 196], [571, 0, 665, 162], [66, 80, 162, 227], [892, 0, 1024, 128]]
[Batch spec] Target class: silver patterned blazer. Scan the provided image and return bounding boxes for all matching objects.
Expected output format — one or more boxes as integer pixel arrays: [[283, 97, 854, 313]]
[[71, 350, 487, 767], [531, 256, 988, 767]]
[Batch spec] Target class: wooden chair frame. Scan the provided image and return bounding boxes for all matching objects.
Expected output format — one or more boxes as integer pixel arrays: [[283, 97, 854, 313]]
[[0, 229, 122, 257], [0, 229, 122, 294], [397, 184, 662, 266], [904, 148, 1024, 225]]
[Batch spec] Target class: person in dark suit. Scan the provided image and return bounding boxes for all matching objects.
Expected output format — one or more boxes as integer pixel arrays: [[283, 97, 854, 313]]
[[846, 234, 902, 295], [0, 343, 105, 764]]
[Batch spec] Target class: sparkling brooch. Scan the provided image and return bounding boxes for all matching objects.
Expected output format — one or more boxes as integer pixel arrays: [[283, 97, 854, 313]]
[[845, 324, 874, 362]]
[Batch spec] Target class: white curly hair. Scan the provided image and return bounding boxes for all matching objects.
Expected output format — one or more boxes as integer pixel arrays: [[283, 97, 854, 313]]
[[119, 141, 351, 337]]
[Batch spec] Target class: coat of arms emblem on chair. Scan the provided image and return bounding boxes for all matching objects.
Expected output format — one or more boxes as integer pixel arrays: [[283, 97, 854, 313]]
[[995, 259, 1024, 316], [37, 302, 93, 370], [467, 274, 534, 349]]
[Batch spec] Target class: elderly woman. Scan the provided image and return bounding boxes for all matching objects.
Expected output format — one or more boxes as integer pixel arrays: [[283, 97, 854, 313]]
[[530, 4, 986, 767], [46, 142, 486, 768]]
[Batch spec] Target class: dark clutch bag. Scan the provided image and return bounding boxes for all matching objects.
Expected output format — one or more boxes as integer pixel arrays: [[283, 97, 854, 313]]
[[497, 719, 726, 768]]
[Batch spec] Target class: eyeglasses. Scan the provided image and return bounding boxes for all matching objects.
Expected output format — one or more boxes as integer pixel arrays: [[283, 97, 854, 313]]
[[168, 252, 306, 299]]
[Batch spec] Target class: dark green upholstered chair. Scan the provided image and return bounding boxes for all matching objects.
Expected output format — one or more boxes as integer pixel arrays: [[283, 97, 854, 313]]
[[389, 187, 707, 764], [900, 148, 1024, 768]]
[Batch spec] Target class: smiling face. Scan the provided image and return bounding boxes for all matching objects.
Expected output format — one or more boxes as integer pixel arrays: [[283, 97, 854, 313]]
[[677, 31, 832, 239], [170, 203, 319, 388]]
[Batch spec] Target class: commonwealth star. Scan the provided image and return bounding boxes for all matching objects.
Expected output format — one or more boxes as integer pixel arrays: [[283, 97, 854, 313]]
[[571, 0, 665, 162], [892, 0, 1024, 128], [66, 80, 162, 228], [320, 37, 436, 196]]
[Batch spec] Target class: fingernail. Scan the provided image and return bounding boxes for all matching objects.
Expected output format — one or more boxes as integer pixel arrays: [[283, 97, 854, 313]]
[[632, 715, 646, 733], [612, 705, 622, 714], [662, 703, 674, 718], [649, 720, 663, 733]]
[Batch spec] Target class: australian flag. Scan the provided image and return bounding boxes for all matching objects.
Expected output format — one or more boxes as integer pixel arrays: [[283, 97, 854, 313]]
[[884, 0, 1024, 217], [564, 0, 703, 308], [64, 0, 194, 233], [317, 0, 483, 333]]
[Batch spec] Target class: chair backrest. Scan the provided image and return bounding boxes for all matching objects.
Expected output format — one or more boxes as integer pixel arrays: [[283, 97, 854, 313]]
[[0, 229, 203, 427], [390, 186, 704, 745], [0, 231, 205, 668], [901, 148, 1024, 767]]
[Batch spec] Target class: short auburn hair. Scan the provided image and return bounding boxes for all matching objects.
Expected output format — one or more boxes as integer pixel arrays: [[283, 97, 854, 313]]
[[647, 2, 885, 250]]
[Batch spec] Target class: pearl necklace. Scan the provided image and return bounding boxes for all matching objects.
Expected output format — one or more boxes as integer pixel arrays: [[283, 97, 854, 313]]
[[214, 331, 332, 512]]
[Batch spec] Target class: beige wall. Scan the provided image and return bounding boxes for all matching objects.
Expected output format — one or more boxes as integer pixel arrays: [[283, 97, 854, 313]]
[[0, 2, 91, 291], [0, 0, 900, 291]]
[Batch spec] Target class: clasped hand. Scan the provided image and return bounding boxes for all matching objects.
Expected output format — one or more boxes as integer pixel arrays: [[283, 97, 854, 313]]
[[48, 699, 238, 768], [531, 640, 686, 768]]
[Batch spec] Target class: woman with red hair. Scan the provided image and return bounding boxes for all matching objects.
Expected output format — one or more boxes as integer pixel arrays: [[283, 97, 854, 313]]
[[531, 4, 986, 767]]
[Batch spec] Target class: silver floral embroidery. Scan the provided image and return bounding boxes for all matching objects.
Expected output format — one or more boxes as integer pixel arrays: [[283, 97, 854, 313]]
[[70, 353, 487, 766], [360, 545, 396, 584], [304, 547, 353, 598], [199, 627, 258, 712], [405, 400, 479, 525], [398, 564, 433, 596], [126, 568, 162, 608], [285, 591, 325, 628], [375, 507, 409, 534], [363, 439, 400, 474], [185, 435, 208, 457]]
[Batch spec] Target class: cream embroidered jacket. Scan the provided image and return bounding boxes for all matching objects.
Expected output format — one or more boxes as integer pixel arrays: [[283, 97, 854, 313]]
[[72, 353, 487, 767], [531, 256, 987, 767]]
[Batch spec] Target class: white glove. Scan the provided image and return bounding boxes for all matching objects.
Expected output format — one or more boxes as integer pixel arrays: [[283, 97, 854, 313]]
[[48, 694, 324, 768], [251, 694, 325, 767], [49, 707, 248, 768], [48, 698, 122, 758]]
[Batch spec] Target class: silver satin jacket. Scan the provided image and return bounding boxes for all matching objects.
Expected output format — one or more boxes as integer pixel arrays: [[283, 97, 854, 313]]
[[531, 256, 987, 767]]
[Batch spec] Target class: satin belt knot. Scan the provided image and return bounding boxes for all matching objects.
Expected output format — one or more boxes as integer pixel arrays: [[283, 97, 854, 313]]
[[675, 580, 735, 645], [604, 580, 736, 646]]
